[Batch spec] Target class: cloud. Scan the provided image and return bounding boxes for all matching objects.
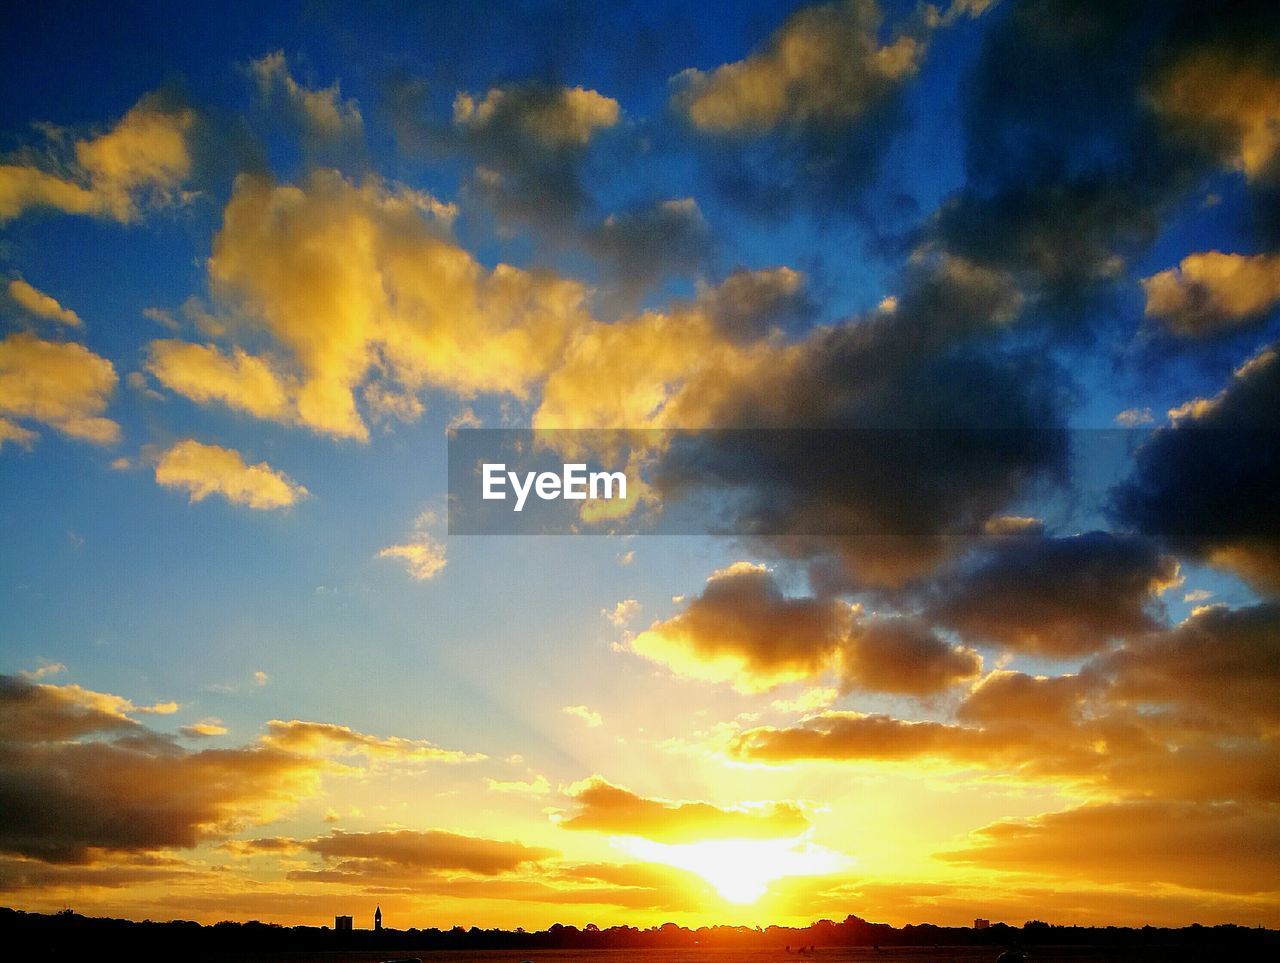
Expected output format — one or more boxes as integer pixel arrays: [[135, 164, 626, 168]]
[[631, 565, 977, 697], [672, 0, 922, 136], [485, 774, 551, 796], [261, 719, 484, 764], [956, 670, 1097, 729], [628, 562, 852, 692], [728, 711, 1000, 766], [167, 169, 588, 440], [1142, 251, 1280, 337], [249, 51, 363, 146], [925, 0, 1271, 307], [1115, 407, 1154, 427], [669, 0, 945, 214], [0, 675, 140, 742], [1150, 44, 1280, 183], [6, 279, 81, 326], [842, 617, 980, 696], [643, 256, 1063, 588], [941, 801, 1280, 895], [563, 705, 603, 729], [294, 828, 556, 878], [179, 718, 228, 738], [145, 341, 294, 422], [0, 92, 193, 223], [153, 439, 307, 510], [928, 532, 1181, 657], [588, 198, 710, 300], [603, 599, 640, 629], [451, 83, 620, 231], [1112, 344, 1280, 593], [19, 662, 66, 681], [0, 332, 119, 446], [455, 84, 619, 148], [1099, 602, 1280, 731], [378, 510, 447, 580], [695, 266, 812, 341], [560, 776, 808, 843], [0, 675, 323, 864]]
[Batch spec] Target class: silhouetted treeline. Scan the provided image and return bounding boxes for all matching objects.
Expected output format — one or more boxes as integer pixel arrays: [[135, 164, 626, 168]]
[[3, 906, 1277, 959]]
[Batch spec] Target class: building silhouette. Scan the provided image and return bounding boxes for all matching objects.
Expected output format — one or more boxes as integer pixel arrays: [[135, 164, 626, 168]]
[[334, 915, 352, 931], [374, 906, 382, 932], [974, 918, 991, 929]]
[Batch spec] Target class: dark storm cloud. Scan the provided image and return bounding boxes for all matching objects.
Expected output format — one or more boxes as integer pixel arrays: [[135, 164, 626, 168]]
[[1111, 345, 1280, 593], [654, 255, 1067, 588], [928, 531, 1182, 657], [588, 197, 712, 302], [842, 616, 981, 696], [932, 0, 1280, 312], [1099, 601, 1280, 730]]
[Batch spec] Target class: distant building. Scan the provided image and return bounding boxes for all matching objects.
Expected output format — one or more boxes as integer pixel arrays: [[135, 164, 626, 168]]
[[975, 918, 991, 929], [374, 905, 382, 931], [335, 915, 352, 931]]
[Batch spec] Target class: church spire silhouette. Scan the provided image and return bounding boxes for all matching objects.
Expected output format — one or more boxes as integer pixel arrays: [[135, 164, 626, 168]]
[[374, 905, 382, 931]]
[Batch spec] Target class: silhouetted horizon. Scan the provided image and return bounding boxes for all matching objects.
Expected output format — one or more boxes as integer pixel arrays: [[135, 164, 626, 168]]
[[5, 904, 1278, 957]]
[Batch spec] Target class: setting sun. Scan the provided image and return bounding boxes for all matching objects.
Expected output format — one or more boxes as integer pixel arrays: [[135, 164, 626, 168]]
[[617, 837, 853, 904]]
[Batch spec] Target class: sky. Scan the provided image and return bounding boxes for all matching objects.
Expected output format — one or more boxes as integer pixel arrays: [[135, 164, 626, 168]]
[[1, 0, 1279, 932]]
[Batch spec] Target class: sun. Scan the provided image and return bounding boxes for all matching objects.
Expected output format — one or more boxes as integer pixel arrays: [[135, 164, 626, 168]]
[[617, 837, 852, 904]]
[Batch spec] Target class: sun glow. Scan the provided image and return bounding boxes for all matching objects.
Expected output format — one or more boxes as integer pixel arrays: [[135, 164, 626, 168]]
[[617, 837, 853, 904]]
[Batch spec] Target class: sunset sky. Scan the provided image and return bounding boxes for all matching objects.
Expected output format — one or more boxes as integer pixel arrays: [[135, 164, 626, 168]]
[[2, 0, 1279, 932]]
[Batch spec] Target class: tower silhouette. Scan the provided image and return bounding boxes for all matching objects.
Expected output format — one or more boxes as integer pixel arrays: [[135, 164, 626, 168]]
[[374, 906, 382, 931]]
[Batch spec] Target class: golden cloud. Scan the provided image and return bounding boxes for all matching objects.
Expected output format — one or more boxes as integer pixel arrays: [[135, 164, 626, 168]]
[[378, 510, 447, 581], [0, 332, 119, 445], [145, 341, 294, 422], [154, 439, 307, 510], [1143, 250, 1280, 337], [672, 0, 923, 134], [261, 719, 484, 764], [7, 279, 81, 326], [628, 562, 852, 692], [0, 93, 192, 223], [560, 776, 809, 843], [1152, 47, 1280, 181], [294, 828, 556, 878], [941, 801, 1280, 896], [454, 84, 619, 147], [164, 170, 589, 439]]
